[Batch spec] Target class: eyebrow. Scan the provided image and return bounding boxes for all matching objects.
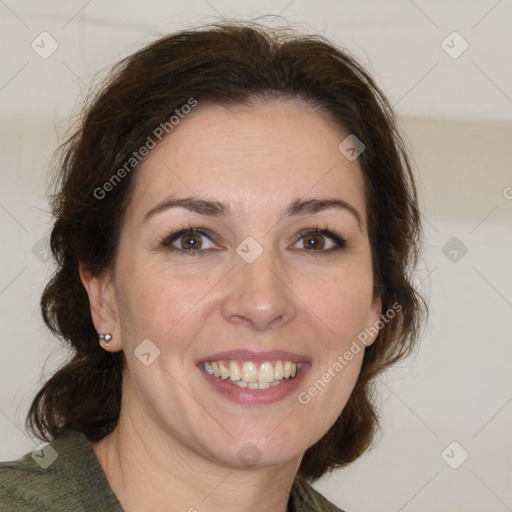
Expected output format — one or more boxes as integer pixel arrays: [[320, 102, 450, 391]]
[[144, 196, 362, 229]]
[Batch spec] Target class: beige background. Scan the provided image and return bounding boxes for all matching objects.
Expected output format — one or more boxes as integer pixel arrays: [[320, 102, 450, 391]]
[[1, 1, 511, 511]]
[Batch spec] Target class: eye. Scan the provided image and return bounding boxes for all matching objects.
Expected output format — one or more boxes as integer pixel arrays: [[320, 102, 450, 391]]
[[162, 228, 217, 254], [292, 228, 346, 253]]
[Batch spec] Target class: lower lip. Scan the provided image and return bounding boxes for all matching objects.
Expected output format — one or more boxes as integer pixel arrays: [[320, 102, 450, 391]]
[[199, 364, 310, 405]]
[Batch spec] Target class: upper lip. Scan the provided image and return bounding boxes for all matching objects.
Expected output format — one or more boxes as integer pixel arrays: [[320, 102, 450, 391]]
[[198, 350, 310, 364]]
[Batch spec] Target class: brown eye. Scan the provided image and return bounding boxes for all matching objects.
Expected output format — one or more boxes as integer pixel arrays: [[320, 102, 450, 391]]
[[162, 228, 217, 254], [293, 229, 346, 253], [302, 233, 326, 250], [180, 233, 203, 250]]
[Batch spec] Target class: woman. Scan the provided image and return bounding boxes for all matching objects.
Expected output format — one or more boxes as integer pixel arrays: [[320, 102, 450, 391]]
[[0, 22, 424, 511]]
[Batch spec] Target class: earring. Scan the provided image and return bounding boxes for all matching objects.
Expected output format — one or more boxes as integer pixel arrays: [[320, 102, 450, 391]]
[[99, 333, 112, 346]]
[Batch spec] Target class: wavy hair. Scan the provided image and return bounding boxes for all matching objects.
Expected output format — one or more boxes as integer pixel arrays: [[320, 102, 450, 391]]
[[27, 21, 425, 481]]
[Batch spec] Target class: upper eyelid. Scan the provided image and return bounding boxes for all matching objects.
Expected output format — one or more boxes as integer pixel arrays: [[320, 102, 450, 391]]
[[162, 227, 216, 245], [294, 228, 346, 249]]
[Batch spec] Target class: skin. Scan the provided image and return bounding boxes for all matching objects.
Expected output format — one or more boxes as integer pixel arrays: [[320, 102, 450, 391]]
[[80, 99, 381, 512]]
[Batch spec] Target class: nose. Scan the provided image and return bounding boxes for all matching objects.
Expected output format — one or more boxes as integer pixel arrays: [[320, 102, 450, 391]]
[[221, 248, 298, 331]]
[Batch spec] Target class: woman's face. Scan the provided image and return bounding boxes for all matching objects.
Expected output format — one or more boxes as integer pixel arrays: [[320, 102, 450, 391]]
[[92, 99, 380, 470]]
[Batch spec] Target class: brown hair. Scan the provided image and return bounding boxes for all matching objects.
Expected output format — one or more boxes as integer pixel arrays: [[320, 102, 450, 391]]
[[27, 21, 425, 481]]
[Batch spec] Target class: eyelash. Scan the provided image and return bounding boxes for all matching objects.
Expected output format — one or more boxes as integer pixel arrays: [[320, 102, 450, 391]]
[[295, 227, 347, 257], [161, 225, 347, 257]]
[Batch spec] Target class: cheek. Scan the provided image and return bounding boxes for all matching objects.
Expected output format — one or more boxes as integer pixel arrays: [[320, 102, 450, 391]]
[[304, 267, 375, 342], [295, 340, 364, 448], [300, 269, 374, 423], [115, 259, 216, 345]]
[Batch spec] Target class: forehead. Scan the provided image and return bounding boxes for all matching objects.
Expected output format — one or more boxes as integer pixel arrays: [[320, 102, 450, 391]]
[[125, 99, 367, 224]]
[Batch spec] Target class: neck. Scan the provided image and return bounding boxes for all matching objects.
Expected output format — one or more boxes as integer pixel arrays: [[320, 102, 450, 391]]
[[90, 408, 301, 512]]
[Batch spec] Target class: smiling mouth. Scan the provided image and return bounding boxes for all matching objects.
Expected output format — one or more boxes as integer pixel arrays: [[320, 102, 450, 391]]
[[202, 360, 302, 389]]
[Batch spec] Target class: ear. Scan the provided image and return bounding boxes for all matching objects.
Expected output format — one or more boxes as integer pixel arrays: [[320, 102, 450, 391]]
[[79, 262, 122, 352], [364, 297, 382, 347]]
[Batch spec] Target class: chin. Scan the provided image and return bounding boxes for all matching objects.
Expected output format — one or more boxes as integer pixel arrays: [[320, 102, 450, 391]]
[[201, 431, 306, 471]]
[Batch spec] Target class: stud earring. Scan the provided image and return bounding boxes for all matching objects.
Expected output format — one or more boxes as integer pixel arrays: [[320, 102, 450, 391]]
[[99, 333, 112, 346]]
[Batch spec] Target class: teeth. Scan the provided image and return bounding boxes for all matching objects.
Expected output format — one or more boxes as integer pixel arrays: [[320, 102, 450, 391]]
[[258, 362, 275, 383], [274, 361, 284, 380], [229, 362, 241, 381], [241, 362, 258, 383], [233, 381, 272, 389], [219, 361, 230, 380], [203, 360, 301, 387], [204, 361, 214, 375]]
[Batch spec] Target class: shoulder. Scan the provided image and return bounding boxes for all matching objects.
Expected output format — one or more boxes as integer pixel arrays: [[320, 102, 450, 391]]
[[291, 476, 346, 512], [0, 430, 123, 512], [0, 446, 60, 511]]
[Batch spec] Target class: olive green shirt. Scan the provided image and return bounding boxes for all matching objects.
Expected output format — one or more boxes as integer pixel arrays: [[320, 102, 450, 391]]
[[0, 430, 344, 511]]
